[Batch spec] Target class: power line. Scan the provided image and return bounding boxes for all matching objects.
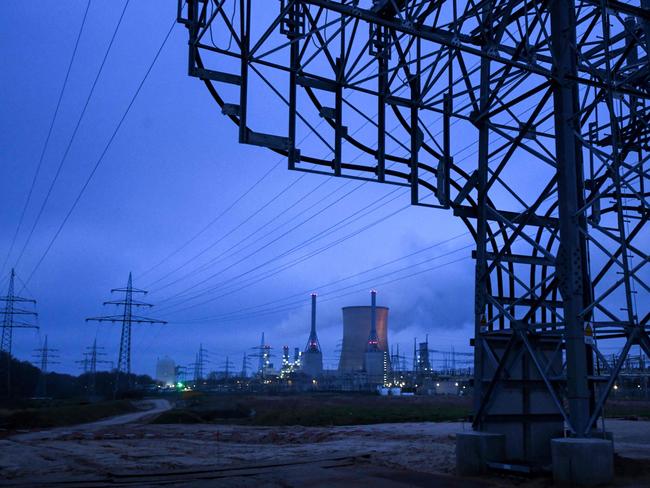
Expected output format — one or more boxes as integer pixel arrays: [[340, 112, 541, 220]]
[[21, 16, 177, 289], [137, 109, 336, 283], [138, 65, 409, 293], [157, 193, 411, 315], [155, 182, 408, 313], [13, 0, 132, 271], [141, 67, 498, 310], [153, 182, 406, 308], [144, 171, 310, 290], [0, 0, 93, 277], [126, 62, 486, 340], [149, 110, 445, 306], [142, 116, 381, 293], [156, 103, 543, 319], [183, 250, 473, 325], [136, 68, 390, 287], [137, 159, 283, 281], [178, 230, 472, 322]]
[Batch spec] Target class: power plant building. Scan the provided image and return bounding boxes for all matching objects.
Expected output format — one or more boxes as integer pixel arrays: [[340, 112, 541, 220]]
[[338, 302, 389, 373]]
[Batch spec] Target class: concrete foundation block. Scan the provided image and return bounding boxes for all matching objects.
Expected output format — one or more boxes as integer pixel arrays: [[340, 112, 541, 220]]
[[456, 431, 505, 476], [551, 438, 614, 487]]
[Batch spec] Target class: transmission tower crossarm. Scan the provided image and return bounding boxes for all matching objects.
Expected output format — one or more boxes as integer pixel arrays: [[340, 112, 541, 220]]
[[111, 286, 148, 294], [0, 297, 36, 304], [102, 299, 153, 307], [5, 321, 39, 328]]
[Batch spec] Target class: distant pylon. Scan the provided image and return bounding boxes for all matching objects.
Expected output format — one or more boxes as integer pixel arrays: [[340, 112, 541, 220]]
[[412, 337, 417, 374], [33, 335, 59, 397], [175, 365, 188, 383], [191, 343, 209, 383], [1, 269, 38, 396], [222, 356, 233, 379], [257, 332, 265, 373], [86, 272, 166, 391], [1, 269, 38, 354], [251, 333, 272, 377], [76, 339, 111, 393], [241, 353, 248, 378]]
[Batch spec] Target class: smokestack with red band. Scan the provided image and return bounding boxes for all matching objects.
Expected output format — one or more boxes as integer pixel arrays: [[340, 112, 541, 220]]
[[311, 292, 317, 340], [302, 293, 323, 378], [367, 290, 379, 351]]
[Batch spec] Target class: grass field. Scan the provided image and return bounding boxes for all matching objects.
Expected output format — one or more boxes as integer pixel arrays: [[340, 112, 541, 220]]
[[153, 393, 650, 427], [152, 393, 473, 426], [0, 399, 137, 431]]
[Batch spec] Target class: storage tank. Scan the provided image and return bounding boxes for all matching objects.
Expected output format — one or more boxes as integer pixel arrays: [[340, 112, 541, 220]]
[[338, 305, 389, 372]]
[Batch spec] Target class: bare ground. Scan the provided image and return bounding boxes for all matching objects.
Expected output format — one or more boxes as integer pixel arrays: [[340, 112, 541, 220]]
[[0, 403, 649, 487]]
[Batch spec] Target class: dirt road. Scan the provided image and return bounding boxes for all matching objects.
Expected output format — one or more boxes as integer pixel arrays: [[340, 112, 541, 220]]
[[7, 398, 171, 442]]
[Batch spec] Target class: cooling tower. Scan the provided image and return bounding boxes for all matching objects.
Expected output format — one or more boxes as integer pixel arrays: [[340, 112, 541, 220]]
[[155, 356, 176, 386], [338, 305, 389, 372]]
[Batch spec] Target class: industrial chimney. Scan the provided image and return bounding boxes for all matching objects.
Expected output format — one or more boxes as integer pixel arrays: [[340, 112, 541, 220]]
[[364, 290, 387, 385], [302, 293, 323, 378]]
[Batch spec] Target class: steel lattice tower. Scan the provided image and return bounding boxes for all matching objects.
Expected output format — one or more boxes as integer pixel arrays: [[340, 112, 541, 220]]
[[33, 335, 59, 397], [191, 343, 209, 383], [252, 332, 272, 377], [1, 269, 38, 396], [77, 339, 111, 393], [241, 352, 249, 378], [177, 0, 649, 464], [1, 269, 38, 355], [87, 273, 166, 390]]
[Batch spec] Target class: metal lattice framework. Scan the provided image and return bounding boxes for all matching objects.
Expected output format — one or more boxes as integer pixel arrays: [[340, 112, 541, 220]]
[[87, 273, 166, 390], [177, 0, 649, 456]]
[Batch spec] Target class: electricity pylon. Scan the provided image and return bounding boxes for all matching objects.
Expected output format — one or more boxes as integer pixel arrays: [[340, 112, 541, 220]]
[[86, 272, 166, 392], [240, 352, 250, 378], [190, 343, 210, 383], [221, 356, 233, 380], [33, 335, 59, 397], [178, 0, 650, 463], [77, 338, 112, 394], [251, 332, 272, 378], [1, 269, 38, 396]]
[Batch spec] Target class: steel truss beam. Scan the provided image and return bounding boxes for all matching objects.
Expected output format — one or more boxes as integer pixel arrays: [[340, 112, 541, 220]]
[[178, 0, 649, 459]]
